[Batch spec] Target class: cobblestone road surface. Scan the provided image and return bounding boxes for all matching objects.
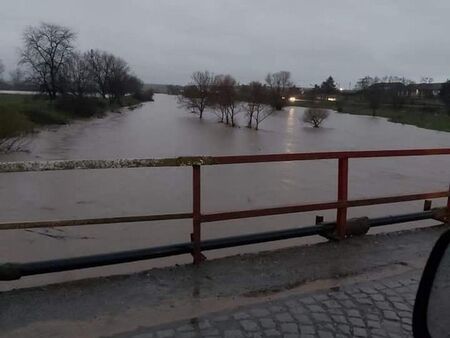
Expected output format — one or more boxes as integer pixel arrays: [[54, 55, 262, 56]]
[[111, 271, 419, 338]]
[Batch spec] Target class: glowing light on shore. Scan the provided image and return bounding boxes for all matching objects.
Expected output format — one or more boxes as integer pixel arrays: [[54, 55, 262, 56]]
[[289, 97, 297, 102], [327, 97, 337, 102]]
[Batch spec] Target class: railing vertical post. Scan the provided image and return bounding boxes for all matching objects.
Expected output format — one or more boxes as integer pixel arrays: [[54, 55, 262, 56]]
[[447, 184, 450, 222], [192, 164, 202, 264], [337, 157, 349, 238]]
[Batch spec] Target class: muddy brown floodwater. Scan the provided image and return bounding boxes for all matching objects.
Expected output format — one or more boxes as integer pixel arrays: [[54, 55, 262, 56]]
[[0, 94, 449, 290]]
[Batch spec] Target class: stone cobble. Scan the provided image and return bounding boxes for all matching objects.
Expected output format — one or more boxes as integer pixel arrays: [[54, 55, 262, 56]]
[[117, 272, 419, 338]]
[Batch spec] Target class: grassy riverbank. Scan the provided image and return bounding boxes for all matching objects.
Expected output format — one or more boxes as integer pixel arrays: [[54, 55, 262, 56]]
[[0, 94, 142, 145], [296, 99, 450, 132]]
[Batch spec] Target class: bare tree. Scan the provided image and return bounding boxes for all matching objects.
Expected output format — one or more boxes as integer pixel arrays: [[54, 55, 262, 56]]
[[211, 74, 239, 126], [86, 49, 114, 99], [420, 76, 434, 84], [302, 108, 329, 128], [178, 71, 213, 118], [107, 55, 131, 103], [242, 81, 274, 130], [87, 49, 132, 103], [20, 23, 76, 99], [355, 76, 380, 90], [64, 52, 94, 98], [265, 71, 293, 110], [380, 75, 414, 85]]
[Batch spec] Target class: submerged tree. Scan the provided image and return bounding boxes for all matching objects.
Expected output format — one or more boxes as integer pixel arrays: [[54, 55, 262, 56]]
[[178, 71, 213, 118], [265, 71, 293, 110], [242, 81, 274, 130], [20, 23, 76, 99], [211, 74, 239, 126], [302, 108, 329, 128]]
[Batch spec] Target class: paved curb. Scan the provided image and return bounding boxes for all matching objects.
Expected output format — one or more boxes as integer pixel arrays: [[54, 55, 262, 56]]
[[109, 271, 419, 338]]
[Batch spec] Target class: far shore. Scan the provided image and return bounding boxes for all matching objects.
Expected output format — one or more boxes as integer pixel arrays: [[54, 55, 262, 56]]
[[294, 98, 450, 133]]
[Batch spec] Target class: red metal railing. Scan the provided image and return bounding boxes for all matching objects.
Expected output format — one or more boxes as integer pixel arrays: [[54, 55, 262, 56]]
[[187, 149, 450, 263], [0, 148, 449, 266]]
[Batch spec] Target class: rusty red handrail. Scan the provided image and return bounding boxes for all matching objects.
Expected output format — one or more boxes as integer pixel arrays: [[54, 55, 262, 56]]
[[1, 148, 450, 173], [211, 148, 450, 165], [200, 191, 450, 223], [1, 148, 449, 265]]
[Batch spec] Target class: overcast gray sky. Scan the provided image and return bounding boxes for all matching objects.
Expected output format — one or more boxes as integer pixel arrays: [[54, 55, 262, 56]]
[[1, 0, 449, 86]]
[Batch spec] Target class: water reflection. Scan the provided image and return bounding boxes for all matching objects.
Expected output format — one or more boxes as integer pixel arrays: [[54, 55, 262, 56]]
[[284, 107, 297, 153]]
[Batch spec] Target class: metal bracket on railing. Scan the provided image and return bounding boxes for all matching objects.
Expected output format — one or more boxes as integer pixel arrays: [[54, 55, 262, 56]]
[[431, 207, 449, 224], [0, 263, 21, 281], [190, 233, 207, 263], [320, 216, 370, 241], [423, 200, 450, 223]]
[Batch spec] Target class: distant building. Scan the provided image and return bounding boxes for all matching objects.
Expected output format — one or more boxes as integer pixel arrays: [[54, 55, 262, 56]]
[[368, 82, 443, 98], [369, 82, 409, 96], [407, 83, 442, 98]]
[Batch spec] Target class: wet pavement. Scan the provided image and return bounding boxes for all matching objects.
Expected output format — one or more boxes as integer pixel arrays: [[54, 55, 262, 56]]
[[111, 271, 418, 338]]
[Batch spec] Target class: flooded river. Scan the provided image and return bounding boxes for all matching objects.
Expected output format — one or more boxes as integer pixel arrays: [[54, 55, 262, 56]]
[[1, 94, 449, 290]]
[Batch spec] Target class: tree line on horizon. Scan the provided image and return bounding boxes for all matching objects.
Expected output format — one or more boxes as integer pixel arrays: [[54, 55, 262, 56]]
[[0, 23, 153, 106]]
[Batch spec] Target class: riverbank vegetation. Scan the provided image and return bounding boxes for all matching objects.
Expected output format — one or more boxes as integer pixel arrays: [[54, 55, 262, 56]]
[[292, 75, 450, 132], [0, 22, 153, 153], [294, 81, 449, 132], [298, 99, 450, 132], [178, 71, 450, 133], [0, 93, 143, 153]]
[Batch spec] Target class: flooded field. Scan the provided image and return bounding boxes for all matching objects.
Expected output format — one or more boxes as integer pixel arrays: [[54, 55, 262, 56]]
[[1, 94, 449, 290]]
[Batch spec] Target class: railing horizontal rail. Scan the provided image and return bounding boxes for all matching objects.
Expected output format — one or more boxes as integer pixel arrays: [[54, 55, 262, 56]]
[[0, 210, 442, 281], [1, 148, 449, 173], [212, 148, 450, 165], [201, 191, 450, 222], [1, 191, 447, 231], [0, 212, 192, 231]]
